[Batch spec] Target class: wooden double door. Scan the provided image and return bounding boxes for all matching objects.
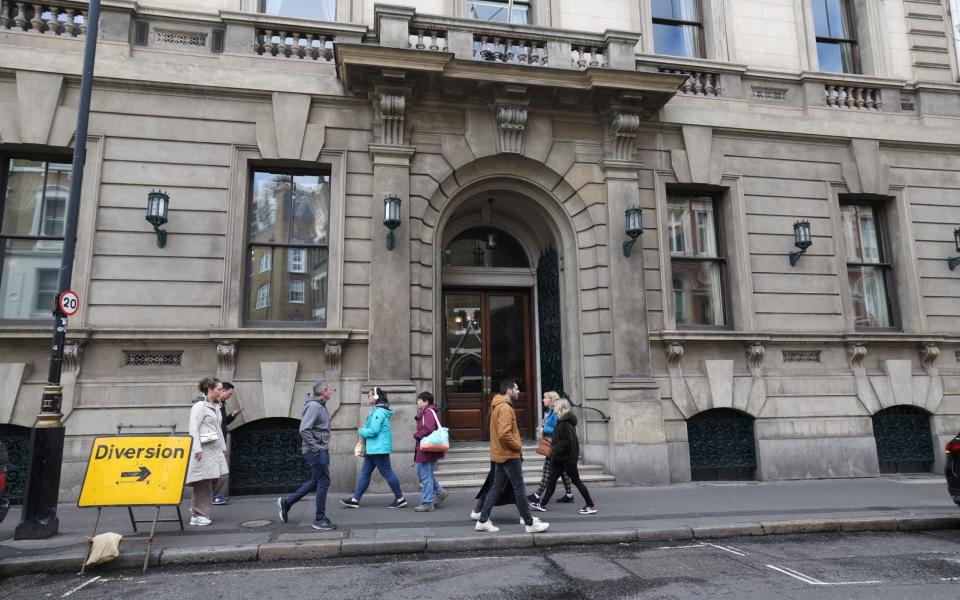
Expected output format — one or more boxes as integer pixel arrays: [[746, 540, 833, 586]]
[[442, 289, 535, 441]]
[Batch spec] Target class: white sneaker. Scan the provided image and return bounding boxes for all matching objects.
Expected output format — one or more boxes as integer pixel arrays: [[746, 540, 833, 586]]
[[193, 516, 212, 526], [525, 520, 549, 533], [475, 519, 499, 533], [189, 516, 199, 525], [520, 516, 543, 525], [470, 511, 481, 520]]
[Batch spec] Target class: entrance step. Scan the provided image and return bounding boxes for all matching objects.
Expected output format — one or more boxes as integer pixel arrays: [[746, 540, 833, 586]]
[[435, 443, 616, 490]]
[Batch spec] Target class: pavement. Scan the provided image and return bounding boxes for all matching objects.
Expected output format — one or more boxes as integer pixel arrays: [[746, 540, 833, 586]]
[[1, 475, 959, 577]]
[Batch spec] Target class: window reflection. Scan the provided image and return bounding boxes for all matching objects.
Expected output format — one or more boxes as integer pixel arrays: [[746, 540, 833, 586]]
[[262, 0, 335, 20]]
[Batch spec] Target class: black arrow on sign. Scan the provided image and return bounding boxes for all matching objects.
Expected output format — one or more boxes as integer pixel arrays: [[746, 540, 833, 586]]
[[120, 466, 151, 482]]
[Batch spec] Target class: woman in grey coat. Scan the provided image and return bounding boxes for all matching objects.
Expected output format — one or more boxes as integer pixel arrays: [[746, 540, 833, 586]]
[[186, 377, 228, 525]]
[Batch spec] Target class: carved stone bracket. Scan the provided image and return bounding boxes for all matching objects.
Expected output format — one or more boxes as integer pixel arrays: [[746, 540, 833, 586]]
[[63, 340, 84, 374], [746, 342, 764, 376], [494, 99, 528, 154], [665, 342, 684, 371], [608, 112, 640, 161], [217, 341, 237, 381], [325, 342, 343, 374], [847, 343, 867, 369], [920, 343, 940, 371], [378, 92, 407, 145]]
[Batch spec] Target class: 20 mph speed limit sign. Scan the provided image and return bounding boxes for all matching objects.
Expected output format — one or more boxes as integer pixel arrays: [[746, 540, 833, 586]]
[[58, 290, 80, 317]]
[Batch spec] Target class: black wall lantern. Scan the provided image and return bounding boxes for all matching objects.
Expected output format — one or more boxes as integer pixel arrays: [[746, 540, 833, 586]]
[[622, 207, 643, 257], [948, 227, 960, 271], [383, 194, 402, 250], [145, 190, 169, 248], [788, 219, 812, 266]]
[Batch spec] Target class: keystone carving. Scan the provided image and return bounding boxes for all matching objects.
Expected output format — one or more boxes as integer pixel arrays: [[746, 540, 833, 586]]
[[608, 112, 640, 161], [665, 342, 684, 370], [63, 340, 84, 374], [746, 343, 764, 375], [379, 93, 406, 145], [847, 343, 867, 369], [325, 342, 342, 374], [494, 100, 528, 154], [217, 341, 237, 381], [920, 343, 939, 371]]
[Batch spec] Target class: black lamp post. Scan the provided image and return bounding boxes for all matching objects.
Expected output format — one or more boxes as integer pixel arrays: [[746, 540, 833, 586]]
[[145, 190, 170, 248], [789, 220, 812, 266], [622, 207, 643, 257], [948, 227, 960, 271], [383, 194, 401, 250], [15, 0, 102, 540]]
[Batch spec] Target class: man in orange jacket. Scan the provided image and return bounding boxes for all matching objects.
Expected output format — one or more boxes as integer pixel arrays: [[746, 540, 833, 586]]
[[475, 378, 550, 533]]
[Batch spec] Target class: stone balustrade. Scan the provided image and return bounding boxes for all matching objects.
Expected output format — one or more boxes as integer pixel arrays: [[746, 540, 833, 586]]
[[255, 27, 336, 61], [402, 10, 635, 70], [0, 1, 86, 36], [658, 67, 721, 96], [824, 84, 882, 110]]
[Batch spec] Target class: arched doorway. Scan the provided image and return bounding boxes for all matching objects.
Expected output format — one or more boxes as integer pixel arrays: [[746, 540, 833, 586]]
[[872, 405, 935, 474], [687, 408, 757, 481], [0, 424, 30, 504], [228, 418, 311, 495]]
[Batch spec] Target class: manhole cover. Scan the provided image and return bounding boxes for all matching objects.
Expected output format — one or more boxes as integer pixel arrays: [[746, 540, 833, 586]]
[[240, 520, 272, 528]]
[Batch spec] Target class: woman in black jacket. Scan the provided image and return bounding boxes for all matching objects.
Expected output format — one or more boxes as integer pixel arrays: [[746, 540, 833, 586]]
[[530, 398, 597, 514]]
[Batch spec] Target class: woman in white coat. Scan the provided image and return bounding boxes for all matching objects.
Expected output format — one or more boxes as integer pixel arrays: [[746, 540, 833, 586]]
[[186, 377, 228, 525]]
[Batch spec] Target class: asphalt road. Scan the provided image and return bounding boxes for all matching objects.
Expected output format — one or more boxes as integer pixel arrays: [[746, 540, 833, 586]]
[[7, 530, 960, 599]]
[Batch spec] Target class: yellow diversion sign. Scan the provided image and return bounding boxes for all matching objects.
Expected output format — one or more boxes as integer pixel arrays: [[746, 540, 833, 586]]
[[78, 435, 193, 507]]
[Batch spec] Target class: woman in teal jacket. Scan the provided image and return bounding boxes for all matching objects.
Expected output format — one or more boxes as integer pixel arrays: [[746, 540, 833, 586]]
[[340, 387, 407, 509]]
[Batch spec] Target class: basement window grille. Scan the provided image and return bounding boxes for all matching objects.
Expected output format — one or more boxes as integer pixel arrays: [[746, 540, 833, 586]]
[[123, 351, 183, 367], [782, 350, 821, 363], [134, 21, 149, 47]]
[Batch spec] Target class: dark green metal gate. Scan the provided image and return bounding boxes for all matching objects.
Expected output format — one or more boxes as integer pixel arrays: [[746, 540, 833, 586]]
[[228, 418, 311, 496], [537, 248, 563, 396], [0, 425, 30, 504], [688, 408, 757, 481], [872, 405, 934, 474]]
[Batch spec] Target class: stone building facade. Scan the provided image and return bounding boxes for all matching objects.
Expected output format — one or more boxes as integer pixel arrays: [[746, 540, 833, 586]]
[[1, 0, 960, 501]]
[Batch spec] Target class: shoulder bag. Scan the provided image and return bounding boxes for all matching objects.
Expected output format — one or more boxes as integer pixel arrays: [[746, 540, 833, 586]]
[[420, 408, 450, 452], [354, 436, 366, 457], [536, 435, 553, 457]]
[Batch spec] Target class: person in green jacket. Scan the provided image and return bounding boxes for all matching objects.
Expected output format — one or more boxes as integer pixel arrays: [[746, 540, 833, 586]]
[[340, 387, 407, 509]]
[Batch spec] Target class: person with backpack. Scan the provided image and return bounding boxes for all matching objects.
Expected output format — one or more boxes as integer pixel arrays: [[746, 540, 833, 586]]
[[413, 391, 448, 512], [339, 387, 407, 509]]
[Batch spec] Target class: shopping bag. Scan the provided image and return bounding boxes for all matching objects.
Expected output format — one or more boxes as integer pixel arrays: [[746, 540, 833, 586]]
[[421, 409, 450, 452], [354, 437, 366, 457], [536, 435, 553, 457]]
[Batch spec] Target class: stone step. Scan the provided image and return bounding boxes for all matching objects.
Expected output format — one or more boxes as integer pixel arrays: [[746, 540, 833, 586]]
[[437, 472, 617, 489], [435, 463, 606, 478]]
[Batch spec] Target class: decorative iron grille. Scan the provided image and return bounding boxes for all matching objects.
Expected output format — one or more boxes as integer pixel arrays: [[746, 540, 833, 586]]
[[0, 425, 31, 504], [782, 350, 821, 363], [154, 29, 208, 48], [229, 418, 312, 496], [688, 408, 756, 481], [123, 351, 183, 367], [211, 29, 225, 54], [134, 21, 150, 47], [537, 248, 563, 397], [872, 405, 934, 473]]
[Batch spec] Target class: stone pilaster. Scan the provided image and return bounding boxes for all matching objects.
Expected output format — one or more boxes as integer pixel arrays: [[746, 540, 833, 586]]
[[601, 159, 668, 484]]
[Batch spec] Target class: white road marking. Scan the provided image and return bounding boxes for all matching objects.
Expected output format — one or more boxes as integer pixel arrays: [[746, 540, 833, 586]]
[[704, 543, 746, 557], [61, 576, 101, 597], [766, 564, 881, 586], [650, 543, 707, 551]]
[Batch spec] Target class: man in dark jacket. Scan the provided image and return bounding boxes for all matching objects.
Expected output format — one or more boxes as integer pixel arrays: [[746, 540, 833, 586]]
[[277, 379, 336, 531], [212, 382, 241, 505]]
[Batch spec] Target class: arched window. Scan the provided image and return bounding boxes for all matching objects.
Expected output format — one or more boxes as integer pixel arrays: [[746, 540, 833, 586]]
[[687, 408, 756, 481], [228, 418, 312, 495], [443, 227, 529, 268], [872, 405, 934, 474]]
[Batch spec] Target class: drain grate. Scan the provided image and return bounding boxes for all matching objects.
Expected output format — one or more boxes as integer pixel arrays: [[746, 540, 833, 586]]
[[240, 519, 272, 528]]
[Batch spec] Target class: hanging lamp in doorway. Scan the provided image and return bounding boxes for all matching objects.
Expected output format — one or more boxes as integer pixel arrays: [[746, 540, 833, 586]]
[[486, 198, 497, 250]]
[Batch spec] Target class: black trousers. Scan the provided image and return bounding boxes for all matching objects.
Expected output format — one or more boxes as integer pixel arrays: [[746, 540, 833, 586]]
[[479, 458, 534, 526], [541, 457, 593, 507]]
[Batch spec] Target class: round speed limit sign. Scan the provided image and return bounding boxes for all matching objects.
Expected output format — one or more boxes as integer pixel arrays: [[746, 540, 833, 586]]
[[58, 290, 80, 317]]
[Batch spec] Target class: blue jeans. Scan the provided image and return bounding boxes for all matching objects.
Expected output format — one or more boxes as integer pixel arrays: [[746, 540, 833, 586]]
[[479, 458, 534, 526], [285, 449, 330, 522], [353, 454, 404, 500], [416, 460, 443, 504]]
